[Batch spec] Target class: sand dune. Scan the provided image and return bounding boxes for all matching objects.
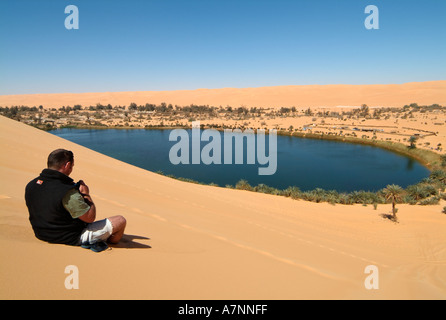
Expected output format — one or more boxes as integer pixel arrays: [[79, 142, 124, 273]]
[[1, 81, 445, 109], [0, 115, 445, 299]]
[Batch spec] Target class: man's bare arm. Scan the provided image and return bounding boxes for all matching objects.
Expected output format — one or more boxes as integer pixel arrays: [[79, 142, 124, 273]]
[[78, 181, 96, 223]]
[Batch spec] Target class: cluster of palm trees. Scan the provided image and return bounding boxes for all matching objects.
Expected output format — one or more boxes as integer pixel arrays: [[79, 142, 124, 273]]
[[231, 169, 446, 221], [354, 169, 446, 221], [165, 164, 446, 221]]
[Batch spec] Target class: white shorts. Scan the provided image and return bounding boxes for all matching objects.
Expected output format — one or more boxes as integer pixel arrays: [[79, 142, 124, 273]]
[[80, 219, 113, 245]]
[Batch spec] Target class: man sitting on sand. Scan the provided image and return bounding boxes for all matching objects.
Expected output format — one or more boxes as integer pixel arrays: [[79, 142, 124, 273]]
[[25, 149, 126, 251]]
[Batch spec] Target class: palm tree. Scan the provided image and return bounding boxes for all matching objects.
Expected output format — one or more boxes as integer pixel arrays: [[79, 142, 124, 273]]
[[408, 136, 418, 149], [235, 179, 253, 191], [440, 154, 446, 167], [430, 169, 446, 195], [430, 169, 446, 184], [383, 184, 404, 220], [406, 184, 425, 202]]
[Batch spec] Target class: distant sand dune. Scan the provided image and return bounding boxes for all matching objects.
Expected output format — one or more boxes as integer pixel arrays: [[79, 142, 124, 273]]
[[1, 115, 446, 299], [1, 81, 445, 109]]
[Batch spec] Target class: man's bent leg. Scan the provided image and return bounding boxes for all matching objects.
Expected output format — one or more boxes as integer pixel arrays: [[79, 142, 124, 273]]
[[107, 215, 126, 244]]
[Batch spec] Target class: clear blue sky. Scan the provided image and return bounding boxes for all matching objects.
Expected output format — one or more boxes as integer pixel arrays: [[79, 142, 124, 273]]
[[0, 0, 445, 95]]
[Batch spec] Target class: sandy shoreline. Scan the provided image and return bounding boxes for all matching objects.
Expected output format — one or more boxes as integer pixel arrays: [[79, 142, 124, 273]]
[[1, 115, 445, 299]]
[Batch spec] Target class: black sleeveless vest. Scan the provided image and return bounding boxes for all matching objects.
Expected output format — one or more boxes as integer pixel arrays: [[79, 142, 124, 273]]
[[25, 169, 87, 246]]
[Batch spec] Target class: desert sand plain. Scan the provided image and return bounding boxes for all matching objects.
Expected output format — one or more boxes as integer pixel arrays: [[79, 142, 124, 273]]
[[2, 81, 445, 109]]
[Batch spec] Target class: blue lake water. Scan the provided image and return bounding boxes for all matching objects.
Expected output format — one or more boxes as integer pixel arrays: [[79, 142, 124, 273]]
[[51, 128, 430, 193]]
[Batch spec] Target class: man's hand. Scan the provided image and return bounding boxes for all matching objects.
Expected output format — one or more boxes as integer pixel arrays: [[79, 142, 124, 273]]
[[78, 180, 90, 195]]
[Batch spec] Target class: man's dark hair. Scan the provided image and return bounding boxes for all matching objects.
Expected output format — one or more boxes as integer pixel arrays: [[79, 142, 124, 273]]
[[47, 149, 74, 169]]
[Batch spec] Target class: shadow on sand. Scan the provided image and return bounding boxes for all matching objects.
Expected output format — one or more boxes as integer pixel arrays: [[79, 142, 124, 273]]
[[379, 213, 399, 223], [111, 234, 152, 249]]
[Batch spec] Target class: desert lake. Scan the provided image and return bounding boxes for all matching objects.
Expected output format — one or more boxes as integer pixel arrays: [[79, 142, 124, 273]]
[[51, 128, 430, 193]]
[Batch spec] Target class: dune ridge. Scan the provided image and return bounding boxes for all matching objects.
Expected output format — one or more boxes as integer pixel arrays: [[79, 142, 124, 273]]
[[1, 81, 445, 109], [0, 115, 445, 299]]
